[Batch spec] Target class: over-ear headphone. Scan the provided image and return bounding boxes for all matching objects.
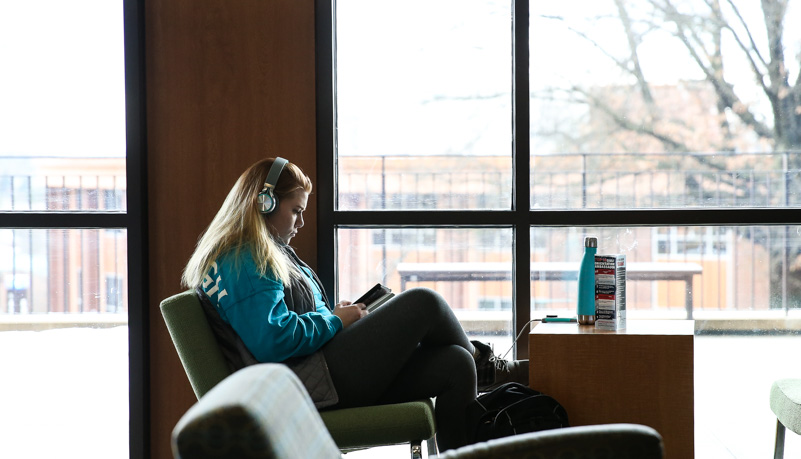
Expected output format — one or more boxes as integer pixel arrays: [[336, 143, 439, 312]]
[[257, 157, 288, 214]]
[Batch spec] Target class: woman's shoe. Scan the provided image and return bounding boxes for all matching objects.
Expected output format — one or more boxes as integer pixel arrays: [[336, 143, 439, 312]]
[[472, 340, 529, 392]]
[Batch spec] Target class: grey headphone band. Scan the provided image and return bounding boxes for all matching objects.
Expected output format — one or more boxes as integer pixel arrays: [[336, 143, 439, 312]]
[[263, 157, 288, 191]]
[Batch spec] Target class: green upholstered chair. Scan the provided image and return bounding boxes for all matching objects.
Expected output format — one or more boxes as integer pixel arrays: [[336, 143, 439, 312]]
[[172, 362, 665, 459], [770, 378, 801, 459], [160, 290, 437, 458]]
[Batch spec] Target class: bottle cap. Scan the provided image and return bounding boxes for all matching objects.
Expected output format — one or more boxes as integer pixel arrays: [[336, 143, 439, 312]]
[[584, 236, 597, 248]]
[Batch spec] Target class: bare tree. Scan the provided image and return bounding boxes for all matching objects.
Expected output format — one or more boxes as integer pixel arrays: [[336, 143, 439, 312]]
[[539, 0, 801, 307]]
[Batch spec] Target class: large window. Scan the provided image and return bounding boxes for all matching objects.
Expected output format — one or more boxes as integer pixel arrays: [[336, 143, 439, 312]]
[[0, 1, 146, 458], [318, 1, 801, 456]]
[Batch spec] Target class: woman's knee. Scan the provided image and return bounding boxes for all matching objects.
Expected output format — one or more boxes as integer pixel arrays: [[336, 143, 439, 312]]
[[443, 345, 477, 382], [397, 287, 450, 315]]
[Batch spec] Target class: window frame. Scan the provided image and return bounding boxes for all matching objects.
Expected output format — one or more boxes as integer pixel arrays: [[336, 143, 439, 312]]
[[314, 0, 800, 359], [124, 0, 148, 455], [0, 1, 148, 457]]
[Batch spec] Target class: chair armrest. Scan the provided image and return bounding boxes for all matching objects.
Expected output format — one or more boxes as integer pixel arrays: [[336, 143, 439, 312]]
[[439, 424, 663, 459], [172, 363, 341, 459]]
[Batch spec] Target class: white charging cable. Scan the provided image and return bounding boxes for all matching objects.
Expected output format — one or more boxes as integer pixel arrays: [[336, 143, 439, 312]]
[[500, 318, 541, 360]]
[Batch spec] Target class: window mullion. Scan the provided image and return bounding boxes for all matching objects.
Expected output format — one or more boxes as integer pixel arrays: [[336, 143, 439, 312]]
[[513, 0, 531, 359], [315, 0, 337, 303]]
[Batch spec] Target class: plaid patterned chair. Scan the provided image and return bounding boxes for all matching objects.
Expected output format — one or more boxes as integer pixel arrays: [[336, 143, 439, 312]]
[[770, 379, 801, 459], [172, 363, 665, 459], [161, 290, 437, 458]]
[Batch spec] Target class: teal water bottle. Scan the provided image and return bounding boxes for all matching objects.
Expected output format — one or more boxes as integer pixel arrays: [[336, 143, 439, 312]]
[[577, 236, 597, 325]]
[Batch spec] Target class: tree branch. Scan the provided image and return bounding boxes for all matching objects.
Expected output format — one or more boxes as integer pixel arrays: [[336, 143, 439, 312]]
[[613, 0, 655, 108], [548, 15, 632, 76], [658, 0, 774, 139], [575, 86, 688, 152], [711, 0, 773, 98]]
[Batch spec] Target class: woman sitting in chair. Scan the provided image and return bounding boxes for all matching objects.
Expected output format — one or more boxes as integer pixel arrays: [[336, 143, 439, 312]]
[[181, 157, 528, 451]]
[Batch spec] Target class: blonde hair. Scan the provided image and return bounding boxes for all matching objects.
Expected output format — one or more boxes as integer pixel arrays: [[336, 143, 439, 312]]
[[182, 158, 313, 288]]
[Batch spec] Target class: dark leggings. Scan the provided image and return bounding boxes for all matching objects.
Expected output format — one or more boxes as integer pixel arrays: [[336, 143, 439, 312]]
[[321, 287, 477, 451]]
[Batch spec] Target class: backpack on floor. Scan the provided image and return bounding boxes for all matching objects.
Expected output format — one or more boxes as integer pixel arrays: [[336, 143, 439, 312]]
[[465, 382, 569, 443]]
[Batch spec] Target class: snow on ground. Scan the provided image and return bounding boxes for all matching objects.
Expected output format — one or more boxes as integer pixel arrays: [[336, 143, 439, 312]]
[[0, 326, 129, 459], [1, 327, 800, 458]]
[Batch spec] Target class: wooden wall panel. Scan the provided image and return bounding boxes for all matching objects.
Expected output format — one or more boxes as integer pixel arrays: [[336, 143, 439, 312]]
[[145, 1, 317, 457]]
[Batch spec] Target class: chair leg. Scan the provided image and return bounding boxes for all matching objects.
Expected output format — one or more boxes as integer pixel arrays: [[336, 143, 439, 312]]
[[426, 436, 439, 458], [411, 440, 423, 459], [775, 419, 786, 459]]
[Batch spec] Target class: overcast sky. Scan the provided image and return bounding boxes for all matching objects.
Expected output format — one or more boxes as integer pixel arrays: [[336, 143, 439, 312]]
[[2, 1, 798, 159], [0, 0, 125, 158]]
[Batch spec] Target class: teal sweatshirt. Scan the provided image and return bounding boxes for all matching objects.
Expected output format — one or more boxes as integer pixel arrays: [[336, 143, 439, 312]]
[[201, 246, 343, 363]]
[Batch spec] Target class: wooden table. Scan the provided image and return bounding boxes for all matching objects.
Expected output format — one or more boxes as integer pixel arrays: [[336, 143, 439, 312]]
[[529, 320, 694, 458], [397, 261, 702, 318]]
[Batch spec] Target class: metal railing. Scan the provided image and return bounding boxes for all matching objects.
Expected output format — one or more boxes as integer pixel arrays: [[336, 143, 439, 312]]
[[2, 152, 799, 317], [337, 152, 801, 315]]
